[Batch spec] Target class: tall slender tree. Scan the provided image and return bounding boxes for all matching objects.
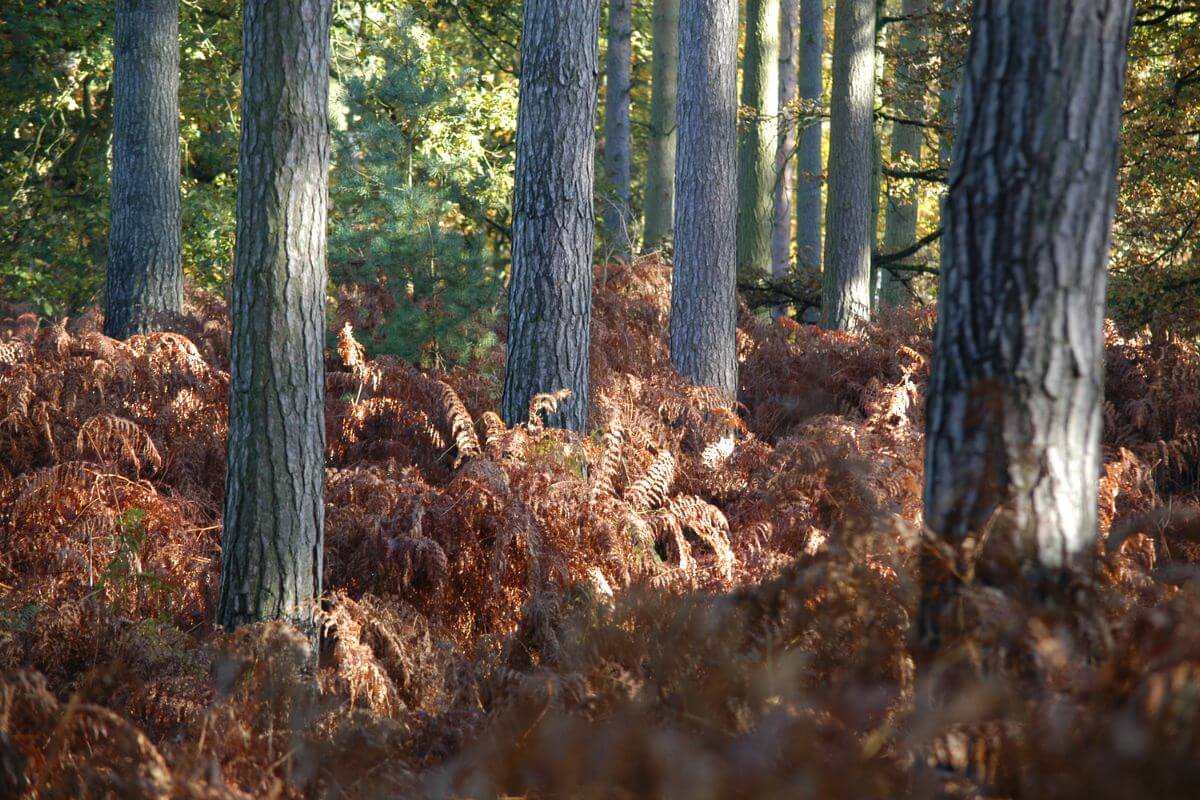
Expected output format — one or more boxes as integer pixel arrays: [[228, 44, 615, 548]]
[[821, 0, 876, 330], [796, 0, 825, 278], [879, 0, 928, 307], [772, 0, 800, 290], [217, 0, 332, 635], [736, 0, 781, 278], [670, 0, 739, 397], [603, 0, 633, 259], [104, 0, 183, 340], [938, 0, 965, 172], [643, 0, 680, 252], [501, 0, 602, 432], [922, 0, 1134, 633]]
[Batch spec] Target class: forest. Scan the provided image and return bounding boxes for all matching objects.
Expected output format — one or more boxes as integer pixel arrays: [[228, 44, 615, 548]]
[[1, 0, 1200, 797]]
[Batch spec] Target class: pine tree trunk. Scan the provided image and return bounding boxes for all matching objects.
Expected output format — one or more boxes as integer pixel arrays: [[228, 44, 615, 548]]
[[105, 0, 182, 340], [795, 0, 825, 276], [938, 0, 964, 172], [218, 0, 332, 636], [670, 0, 739, 397], [879, 0, 928, 307], [923, 0, 1134, 577], [737, 0, 781, 279], [603, 0, 633, 259], [772, 0, 800, 289], [642, 0, 679, 252], [821, 0, 876, 330], [501, 0, 601, 432]]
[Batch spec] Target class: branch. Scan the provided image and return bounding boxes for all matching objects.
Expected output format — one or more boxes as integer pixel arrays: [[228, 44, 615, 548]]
[[873, 228, 944, 267]]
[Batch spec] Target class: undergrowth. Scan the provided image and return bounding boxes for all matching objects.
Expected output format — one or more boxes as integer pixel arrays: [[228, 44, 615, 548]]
[[1, 257, 1199, 798]]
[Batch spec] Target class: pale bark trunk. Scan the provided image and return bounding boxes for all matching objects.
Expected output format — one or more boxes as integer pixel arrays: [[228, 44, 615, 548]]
[[218, 0, 332, 636], [923, 0, 1134, 576], [642, 0, 680, 252], [501, 0, 601, 432], [820, 0, 876, 330], [772, 0, 800, 288], [105, 0, 183, 340], [880, 0, 928, 307], [670, 0, 739, 397], [603, 0, 633, 259], [795, 0, 824, 276], [736, 0, 781, 278]]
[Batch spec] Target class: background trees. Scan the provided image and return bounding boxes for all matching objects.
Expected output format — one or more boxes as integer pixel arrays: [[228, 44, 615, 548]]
[[103, 0, 183, 339], [642, 0, 679, 252], [820, 0, 877, 330], [500, 0, 602, 431], [669, 0, 740, 397], [736, 0, 781, 280], [217, 0, 332, 633], [923, 0, 1134, 589], [603, 0, 634, 259]]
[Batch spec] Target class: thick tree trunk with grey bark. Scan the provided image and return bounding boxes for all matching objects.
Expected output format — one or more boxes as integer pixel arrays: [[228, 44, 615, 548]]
[[603, 0, 633, 259], [737, 0, 781, 278], [922, 0, 1133, 612], [670, 0, 738, 397], [218, 0, 332, 636], [772, 0, 800, 287], [501, 0, 601, 432], [642, 0, 679, 252], [880, 0, 928, 307], [796, 0, 824, 276], [821, 0, 876, 330], [105, 0, 182, 340]]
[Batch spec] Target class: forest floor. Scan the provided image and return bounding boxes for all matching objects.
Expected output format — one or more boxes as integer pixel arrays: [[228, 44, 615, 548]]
[[2, 256, 1200, 798]]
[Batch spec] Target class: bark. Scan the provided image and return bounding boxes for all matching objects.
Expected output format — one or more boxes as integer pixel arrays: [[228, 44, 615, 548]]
[[795, 0, 825, 276], [105, 0, 182, 340], [736, 0, 781, 278], [670, 0, 739, 397], [923, 0, 1134, 577], [880, 0, 928, 307], [772, 0, 800, 288], [642, 0, 680, 251], [603, 0, 633, 259], [218, 0, 332, 636], [821, 0, 876, 330], [501, 0, 601, 432]]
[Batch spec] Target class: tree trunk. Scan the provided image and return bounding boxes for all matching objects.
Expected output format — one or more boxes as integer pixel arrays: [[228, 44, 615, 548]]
[[218, 0, 332, 636], [879, 0, 928, 307], [737, 0, 781, 279], [938, 0, 965, 172], [501, 0, 601, 432], [643, 0, 680, 252], [603, 0, 633, 259], [105, 0, 182, 340], [795, 0, 825, 277], [923, 0, 1133, 583], [772, 0, 800, 291], [821, 0, 876, 330], [670, 0, 739, 397]]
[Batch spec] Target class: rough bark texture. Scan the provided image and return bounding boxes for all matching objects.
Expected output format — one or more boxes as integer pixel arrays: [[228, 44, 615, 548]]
[[795, 0, 825, 275], [643, 0, 679, 252], [105, 0, 183, 340], [821, 0, 876, 330], [218, 0, 332, 635], [772, 0, 800, 285], [670, 0, 739, 397], [736, 0, 781, 279], [603, 0, 633, 259], [923, 0, 1134, 571], [880, 0, 928, 307], [501, 0, 601, 432]]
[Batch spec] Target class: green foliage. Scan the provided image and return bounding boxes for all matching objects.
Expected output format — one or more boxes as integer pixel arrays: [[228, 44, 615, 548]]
[[329, 8, 516, 365]]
